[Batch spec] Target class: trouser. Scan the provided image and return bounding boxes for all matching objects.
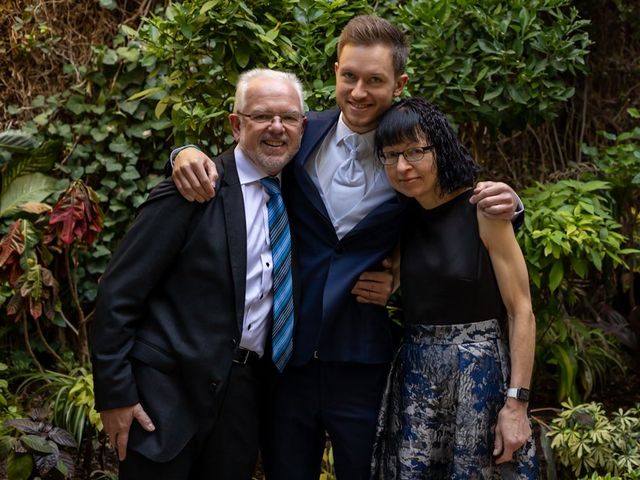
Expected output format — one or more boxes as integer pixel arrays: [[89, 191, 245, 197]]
[[120, 357, 273, 480], [262, 360, 390, 480]]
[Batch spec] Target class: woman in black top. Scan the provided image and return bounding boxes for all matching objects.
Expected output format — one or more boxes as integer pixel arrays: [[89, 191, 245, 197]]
[[370, 98, 538, 479]]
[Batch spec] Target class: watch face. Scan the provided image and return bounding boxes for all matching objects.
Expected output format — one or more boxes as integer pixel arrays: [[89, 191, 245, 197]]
[[517, 388, 530, 401]]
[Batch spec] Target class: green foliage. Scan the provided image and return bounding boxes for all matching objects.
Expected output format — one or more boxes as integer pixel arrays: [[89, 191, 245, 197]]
[[0, 130, 65, 219], [518, 179, 635, 402], [547, 401, 640, 478], [519, 179, 629, 297], [134, 0, 370, 147], [393, 0, 591, 134], [17, 368, 101, 444], [582, 108, 640, 257], [0, 173, 60, 219], [1, 412, 77, 479], [540, 316, 626, 402], [8, 33, 170, 303]]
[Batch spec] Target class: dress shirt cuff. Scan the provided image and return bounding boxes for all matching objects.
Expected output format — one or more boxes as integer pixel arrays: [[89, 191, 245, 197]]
[[169, 144, 200, 167], [514, 194, 524, 218], [165, 144, 201, 177], [512, 193, 525, 231]]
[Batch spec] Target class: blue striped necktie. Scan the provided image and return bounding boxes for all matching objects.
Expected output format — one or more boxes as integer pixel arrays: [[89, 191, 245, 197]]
[[261, 177, 294, 372]]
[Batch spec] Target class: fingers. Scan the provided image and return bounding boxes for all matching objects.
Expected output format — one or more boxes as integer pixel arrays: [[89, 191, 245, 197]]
[[133, 404, 156, 432], [172, 148, 216, 203], [492, 426, 503, 459], [205, 160, 219, 193], [352, 271, 393, 306], [469, 181, 517, 220], [381, 257, 393, 270], [100, 403, 155, 463], [493, 403, 531, 464], [191, 160, 216, 200], [115, 430, 129, 462]]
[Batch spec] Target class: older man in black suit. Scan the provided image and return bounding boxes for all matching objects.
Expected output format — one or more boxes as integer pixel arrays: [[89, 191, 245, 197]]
[[91, 68, 306, 479]]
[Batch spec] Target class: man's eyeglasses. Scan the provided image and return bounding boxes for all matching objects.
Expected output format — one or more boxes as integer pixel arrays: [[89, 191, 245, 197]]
[[378, 145, 436, 165], [237, 111, 305, 126]]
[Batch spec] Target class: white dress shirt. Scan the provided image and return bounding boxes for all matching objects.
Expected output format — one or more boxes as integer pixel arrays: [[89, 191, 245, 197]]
[[304, 114, 396, 239], [234, 146, 276, 356]]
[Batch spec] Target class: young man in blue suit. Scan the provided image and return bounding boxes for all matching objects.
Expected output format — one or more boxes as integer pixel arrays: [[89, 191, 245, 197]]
[[168, 16, 521, 479], [92, 68, 306, 479]]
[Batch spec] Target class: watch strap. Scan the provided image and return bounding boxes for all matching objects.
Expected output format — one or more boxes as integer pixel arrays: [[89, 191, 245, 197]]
[[506, 387, 530, 402]]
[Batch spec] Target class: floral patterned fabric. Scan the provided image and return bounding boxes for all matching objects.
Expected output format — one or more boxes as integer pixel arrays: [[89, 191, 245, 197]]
[[371, 319, 538, 479]]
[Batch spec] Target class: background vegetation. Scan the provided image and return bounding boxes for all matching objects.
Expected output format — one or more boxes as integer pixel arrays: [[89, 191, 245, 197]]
[[0, 0, 639, 478]]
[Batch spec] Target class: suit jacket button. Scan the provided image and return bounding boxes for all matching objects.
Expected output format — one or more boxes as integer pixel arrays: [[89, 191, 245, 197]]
[[335, 245, 344, 254], [210, 382, 218, 392], [231, 338, 237, 346]]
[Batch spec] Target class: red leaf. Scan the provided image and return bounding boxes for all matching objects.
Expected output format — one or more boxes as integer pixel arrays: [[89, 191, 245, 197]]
[[47, 180, 104, 246], [0, 220, 27, 287]]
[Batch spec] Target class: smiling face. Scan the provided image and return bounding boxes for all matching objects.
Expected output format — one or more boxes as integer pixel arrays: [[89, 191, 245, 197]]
[[383, 134, 440, 207], [229, 77, 306, 176], [335, 43, 408, 134]]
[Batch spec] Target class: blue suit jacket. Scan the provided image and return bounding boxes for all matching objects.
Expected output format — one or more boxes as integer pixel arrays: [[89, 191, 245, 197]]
[[282, 110, 408, 365]]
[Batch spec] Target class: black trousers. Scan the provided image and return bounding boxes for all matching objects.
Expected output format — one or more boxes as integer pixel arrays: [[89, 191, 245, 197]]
[[261, 360, 390, 480], [119, 359, 273, 480]]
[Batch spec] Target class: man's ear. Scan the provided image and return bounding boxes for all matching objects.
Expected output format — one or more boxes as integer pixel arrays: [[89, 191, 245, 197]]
[[229, 113, 241, 141], [393, 73, 409, 97]]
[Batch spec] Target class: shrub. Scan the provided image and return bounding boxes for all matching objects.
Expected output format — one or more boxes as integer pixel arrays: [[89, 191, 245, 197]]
[[392, 0, 591, 138], [518, 179, 636, 402], [547, 401, 640, 478]]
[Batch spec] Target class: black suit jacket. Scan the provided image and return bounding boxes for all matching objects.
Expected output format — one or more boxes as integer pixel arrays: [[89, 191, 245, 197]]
[[91, 149, 249, 462]]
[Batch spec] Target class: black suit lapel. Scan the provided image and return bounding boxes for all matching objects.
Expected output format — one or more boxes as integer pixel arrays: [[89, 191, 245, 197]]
[[219, 149, 247, 334]]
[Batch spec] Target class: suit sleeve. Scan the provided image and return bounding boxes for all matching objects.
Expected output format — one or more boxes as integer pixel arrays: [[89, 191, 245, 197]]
[[91, 178, 203, 411]]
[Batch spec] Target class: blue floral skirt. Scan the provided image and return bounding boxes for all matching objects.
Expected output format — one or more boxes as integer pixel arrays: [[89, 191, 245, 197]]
[[370, 319, 538, 479]]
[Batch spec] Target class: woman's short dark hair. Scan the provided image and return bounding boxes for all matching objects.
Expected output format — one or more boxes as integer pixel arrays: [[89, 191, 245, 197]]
[[375, 97, 479, 194]]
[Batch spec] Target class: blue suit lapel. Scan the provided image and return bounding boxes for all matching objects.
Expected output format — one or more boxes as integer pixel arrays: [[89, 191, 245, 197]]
[[291, 110, 341, 220]]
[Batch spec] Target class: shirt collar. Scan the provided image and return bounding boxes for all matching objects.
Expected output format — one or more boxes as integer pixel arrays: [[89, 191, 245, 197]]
[[336, 113, 376, 152], [234, 145, 280, 185]]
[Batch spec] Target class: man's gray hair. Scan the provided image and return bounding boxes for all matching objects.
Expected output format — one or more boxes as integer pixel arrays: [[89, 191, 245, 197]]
[[234, 68, 305, 113]]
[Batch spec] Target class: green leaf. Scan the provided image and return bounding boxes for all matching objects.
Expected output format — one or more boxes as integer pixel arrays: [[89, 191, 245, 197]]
[[549, 260, 564, 292], [200, 0, 221, 14], [507, 84, 528, 104], [483, 86, 503, 101], [101, 49, 118, 65], [2, 139, 62, 191], [0, 173, 58, 218], [128, 86, 166, 102], [120, 24, 138, 37], [7, 453, 33, 480], [155, 98, 170, 118], [116, 47, 140, 63], [21, 435, 55, 454], [0, 131, 36, 154], [98, 0, 117, 10], [547, 343, 577, 402], [235, 45, 250, 69]]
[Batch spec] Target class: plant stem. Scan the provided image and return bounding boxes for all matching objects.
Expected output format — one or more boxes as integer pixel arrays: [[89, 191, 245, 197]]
[[34, 316, 69, 369], [23, 315, 45, 375], [65, 247, 89, 363]]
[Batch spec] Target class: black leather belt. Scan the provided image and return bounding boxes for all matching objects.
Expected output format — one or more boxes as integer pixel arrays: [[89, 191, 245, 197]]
[[233, 347, 260, 365]]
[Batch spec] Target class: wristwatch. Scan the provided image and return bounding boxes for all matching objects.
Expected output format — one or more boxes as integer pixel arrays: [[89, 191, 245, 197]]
[[506, 387, 530, 402]]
